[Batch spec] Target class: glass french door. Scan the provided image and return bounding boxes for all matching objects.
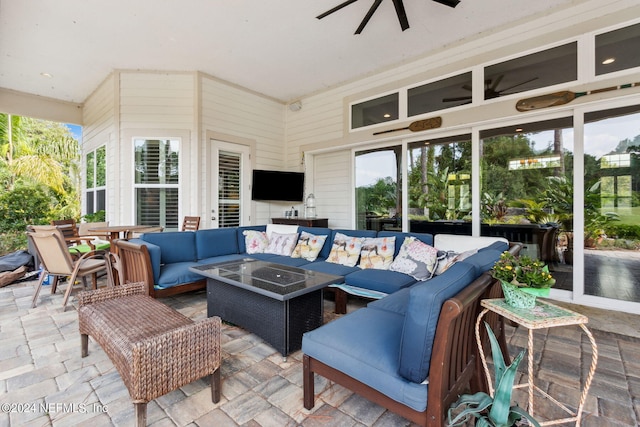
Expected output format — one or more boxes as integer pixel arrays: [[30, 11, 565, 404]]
[[211, 140, 251, 228]]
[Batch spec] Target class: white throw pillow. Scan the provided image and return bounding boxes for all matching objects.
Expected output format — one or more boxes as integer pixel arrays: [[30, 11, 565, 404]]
[[265, 231, 299, 256]]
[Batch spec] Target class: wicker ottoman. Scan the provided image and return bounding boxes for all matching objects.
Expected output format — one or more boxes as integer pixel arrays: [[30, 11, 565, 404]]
[[78, 282, 221, 426]]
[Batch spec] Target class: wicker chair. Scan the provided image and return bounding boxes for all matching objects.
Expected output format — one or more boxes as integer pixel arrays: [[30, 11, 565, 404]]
[[182, 216, 200, 231], [78, 282, 221, 426], [27, 227, 115, 310]]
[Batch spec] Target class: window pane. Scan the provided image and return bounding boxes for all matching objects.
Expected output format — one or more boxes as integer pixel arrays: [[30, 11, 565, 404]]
[[484, 42, 577, 100], [96, 146, 106, 186], [583, 105, 640, 303], [134, 139, 180, 184], [97, 189, 106, 212], [351, 93, 399, 129], [136, 188, 179, 229], [407, 136, 472, 234], [86, 191, 94, 214], [480, 118, 573, 292], [596, 22, 640, 75], [355, 147, 401, 231], [408, 72, 473, 113], [86, 151, 95, 188]]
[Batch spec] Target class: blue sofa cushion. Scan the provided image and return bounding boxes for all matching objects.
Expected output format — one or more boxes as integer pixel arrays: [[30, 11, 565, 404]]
[[345, 269, 417, 294], [378, 231, 434, 257], [196, 228, 239, 259], [367, 287, 410, 316], [156, 261, 204, 289], [302, 307, 430, 412], [237, 225, 267, 253], [479, 240, 509, 253], [459, 249, 503, 277], [140, 231, 197, 264], [398, 261, 476, 383], [300, 260, 357, 277]]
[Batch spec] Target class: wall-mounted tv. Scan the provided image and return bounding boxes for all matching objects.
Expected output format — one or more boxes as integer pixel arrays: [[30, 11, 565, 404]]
[[251, 169, 305, 202]]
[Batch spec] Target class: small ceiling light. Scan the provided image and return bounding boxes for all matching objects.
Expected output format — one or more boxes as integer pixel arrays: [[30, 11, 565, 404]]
[[383, 113, 391, 118], [602, 57, 616, 65], [515, 128, 524, 132], [40, 72, 52, 78]]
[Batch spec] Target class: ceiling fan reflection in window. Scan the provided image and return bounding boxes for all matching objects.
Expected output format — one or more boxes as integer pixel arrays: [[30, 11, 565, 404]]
[[442, 75, 539, 104], [317, 0, 460, 35]]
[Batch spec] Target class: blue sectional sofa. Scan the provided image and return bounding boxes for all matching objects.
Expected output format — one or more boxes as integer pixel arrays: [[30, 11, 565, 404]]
[[124, 224, 519, 426], [129, 225, 510, 309]]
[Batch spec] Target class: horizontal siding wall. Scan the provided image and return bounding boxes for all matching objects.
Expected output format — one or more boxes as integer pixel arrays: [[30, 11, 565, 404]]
[[200, 75, 287, 226], [82, 75, 116, 222], [313, 150, 352, 229], [119, 71, 196, 225]]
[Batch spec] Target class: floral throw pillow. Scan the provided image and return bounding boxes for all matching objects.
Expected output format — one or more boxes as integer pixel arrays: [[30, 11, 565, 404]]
[[434, 250, 459, 276], [265, 231, 299, 256], [327, 232, 364, 267], [291, 231, 328, 261], [243, 230, 268, 254], [389, 237, 439, 281], [358, 236, 396, 270]]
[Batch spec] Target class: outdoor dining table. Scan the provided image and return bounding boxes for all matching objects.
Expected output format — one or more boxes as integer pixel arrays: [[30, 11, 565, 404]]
[[88, 225, 153, 252]]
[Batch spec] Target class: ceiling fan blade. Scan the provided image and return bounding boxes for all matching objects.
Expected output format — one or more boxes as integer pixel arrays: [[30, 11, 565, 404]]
[[443, 96, 472, 102], [355, 0, 383, 34], [317, 0, 359, 19], [490, 74, 504, 91], [499, 77, 539, 93], [432, 0, 461, 8], [392, 0, 409, 31]]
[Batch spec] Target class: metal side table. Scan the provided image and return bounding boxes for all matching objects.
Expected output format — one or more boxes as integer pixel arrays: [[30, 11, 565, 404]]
[[476, 299, 598, 426]]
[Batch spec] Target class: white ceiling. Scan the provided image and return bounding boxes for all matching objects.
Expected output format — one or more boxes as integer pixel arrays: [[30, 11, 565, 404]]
[[1, 0, 577, 104]]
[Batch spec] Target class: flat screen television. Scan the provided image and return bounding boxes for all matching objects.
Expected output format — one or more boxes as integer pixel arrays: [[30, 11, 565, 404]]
[[251, 169, 305, 202]]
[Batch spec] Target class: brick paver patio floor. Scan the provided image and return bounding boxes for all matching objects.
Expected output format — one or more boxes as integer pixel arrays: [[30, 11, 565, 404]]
[[1, 278, 639, 426]]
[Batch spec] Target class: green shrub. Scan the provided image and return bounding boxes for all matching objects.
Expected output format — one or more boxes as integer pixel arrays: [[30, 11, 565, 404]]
[[0, 184, 53, 233], [604, 223, 640, 240]]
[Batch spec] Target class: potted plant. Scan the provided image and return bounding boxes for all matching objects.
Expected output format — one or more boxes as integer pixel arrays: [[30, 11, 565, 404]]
[[448, 322, 540, 427], [491, 252, 555, 308]]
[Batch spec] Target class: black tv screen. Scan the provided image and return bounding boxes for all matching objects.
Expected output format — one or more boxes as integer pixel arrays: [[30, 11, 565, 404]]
[[251, 169, 305, 202]]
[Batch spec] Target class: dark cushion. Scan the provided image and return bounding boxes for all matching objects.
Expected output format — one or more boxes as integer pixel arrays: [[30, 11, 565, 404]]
[[196, 228, 239, 259], [398, 261, 476, 383], [367, 287, 410, 316], [140, 231, 197, 264], [345, 268, 417, 294]]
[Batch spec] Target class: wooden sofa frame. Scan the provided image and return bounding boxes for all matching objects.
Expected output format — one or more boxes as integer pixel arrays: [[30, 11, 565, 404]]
[[303, 271, 509, 427], [114, 239, 205, 298]]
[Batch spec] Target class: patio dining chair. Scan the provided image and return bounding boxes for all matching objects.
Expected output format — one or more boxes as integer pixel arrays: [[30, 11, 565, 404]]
[[182, 216, 200, 231], [28, 227, 115, 310], [51, 219, 111, 252]]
